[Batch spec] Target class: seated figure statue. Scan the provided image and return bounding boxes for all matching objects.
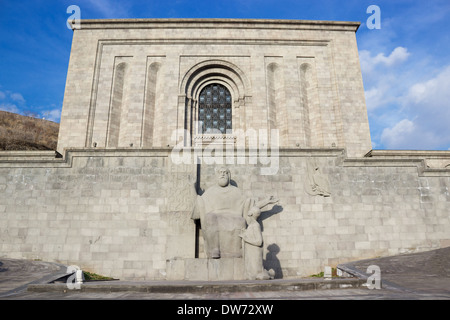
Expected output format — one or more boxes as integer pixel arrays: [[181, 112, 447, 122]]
[[190, 167, 277, 259]]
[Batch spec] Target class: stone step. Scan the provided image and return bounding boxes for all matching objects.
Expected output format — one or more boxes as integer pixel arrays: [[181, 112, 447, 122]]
[[27, 278, 366, 294]]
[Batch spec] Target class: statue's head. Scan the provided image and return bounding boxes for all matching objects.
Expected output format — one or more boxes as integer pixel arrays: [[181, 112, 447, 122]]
[[216, 166, 231, 187], [247, 206, 261, 220]]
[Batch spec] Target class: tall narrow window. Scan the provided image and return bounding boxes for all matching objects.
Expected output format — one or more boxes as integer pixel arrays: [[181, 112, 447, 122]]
[[198, 84, 232, 134]]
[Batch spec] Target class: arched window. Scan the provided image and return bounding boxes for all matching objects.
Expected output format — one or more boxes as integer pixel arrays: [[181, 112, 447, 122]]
[[198, 83, 232, 134]]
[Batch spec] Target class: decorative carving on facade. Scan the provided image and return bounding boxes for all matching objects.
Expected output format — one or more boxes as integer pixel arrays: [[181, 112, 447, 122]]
[[305, 158, 331, 197]]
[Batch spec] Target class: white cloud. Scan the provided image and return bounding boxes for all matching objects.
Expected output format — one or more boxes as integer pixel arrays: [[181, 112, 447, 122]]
[[379, 65, 450, 150], [0, 90, 26, 104], [360, 47, 411, 113], [359, 46, 450, 150], [406, 65, 450, 107], [380, 117, 444, 150], [364, 86, 384, 111], [364, 82, 398, 112], [0, 87, 62, 123], [399, 65, 450, 150], [373, 47, 410, 67], [0, 89, 26, 115], [360, 47, 410, 76], [364, 87, 379, 105], [380, 119, 415, 149], [0, 103, 20, 114], [40, 108, 61, 123], [359, 50, 375, 75], [10, 92, 25, 104]]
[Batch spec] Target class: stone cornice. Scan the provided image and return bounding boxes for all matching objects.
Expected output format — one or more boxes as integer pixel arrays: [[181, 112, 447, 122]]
[[1, 148, 449, 176], [365, 149, 450, 159], [77, 18, 361, 32]]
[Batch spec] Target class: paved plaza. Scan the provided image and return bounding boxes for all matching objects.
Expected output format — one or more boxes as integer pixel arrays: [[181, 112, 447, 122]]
[[1, 247, 449, 300]]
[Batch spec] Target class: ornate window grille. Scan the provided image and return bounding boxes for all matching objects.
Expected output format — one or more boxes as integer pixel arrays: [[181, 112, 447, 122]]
[[198, 84, 232, 134]]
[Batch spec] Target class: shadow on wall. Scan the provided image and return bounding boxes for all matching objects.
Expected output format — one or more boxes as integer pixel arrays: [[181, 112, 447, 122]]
[[260, 205, 283, 279], [259, 204, 282, 232], [264, 243, 283, 279]]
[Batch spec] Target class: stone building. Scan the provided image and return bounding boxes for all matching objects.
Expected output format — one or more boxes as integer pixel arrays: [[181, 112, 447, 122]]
[[0, 19, 449, 281], [57, 18, 371, 157]]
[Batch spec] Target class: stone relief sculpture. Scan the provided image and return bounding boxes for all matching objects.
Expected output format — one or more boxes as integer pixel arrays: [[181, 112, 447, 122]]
[[305, 158, 331, 197], [189, 167, 278, 262], [240, 207, 276, 280]]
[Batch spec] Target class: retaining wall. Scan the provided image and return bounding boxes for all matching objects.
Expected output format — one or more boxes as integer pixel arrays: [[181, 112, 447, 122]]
[[0, 148, 449, 280]]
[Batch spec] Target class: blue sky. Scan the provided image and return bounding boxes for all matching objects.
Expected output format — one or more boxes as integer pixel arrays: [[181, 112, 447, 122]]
[[0, 0, 449, 150]]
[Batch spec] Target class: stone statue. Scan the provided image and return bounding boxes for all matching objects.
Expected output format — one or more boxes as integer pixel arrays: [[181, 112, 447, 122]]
[[190, 166, 278, 259], [240, 207, 275, 280]]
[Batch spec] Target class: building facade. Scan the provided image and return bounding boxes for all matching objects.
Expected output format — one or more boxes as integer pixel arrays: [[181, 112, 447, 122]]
[[58, 19, 372, 158], [0, 19, 449, 281]]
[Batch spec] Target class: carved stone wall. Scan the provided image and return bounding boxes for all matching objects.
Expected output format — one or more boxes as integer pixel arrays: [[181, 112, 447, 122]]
[[1, 149, 449, 280]]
